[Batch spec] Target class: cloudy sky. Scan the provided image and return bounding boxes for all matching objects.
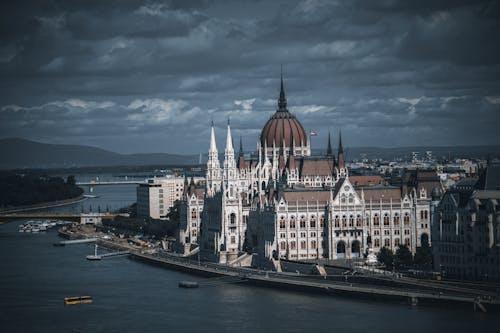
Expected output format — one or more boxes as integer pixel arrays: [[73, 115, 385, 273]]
[[1, 0, 499, 154]]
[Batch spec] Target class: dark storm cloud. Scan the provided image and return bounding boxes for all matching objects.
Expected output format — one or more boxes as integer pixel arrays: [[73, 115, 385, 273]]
[[0, 0, 499, 154]]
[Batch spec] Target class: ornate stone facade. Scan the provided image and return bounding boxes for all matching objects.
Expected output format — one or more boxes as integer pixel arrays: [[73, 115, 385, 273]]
[[180, 77, 438, 264]]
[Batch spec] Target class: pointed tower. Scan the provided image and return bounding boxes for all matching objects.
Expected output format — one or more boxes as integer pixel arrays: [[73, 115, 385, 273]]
[[189, 177, 196, 197], [326, 131, 333, 157], [206, 121, 221, 195], [337, 130, 344, 168], [337, 130, 347, 178], [278, 67, 287, 112], [223, 119, 238, 195], [238, 136, 246, 170], [278, 137, 286, 171]]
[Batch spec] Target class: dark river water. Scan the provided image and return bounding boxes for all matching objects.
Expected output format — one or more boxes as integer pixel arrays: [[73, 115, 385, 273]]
[[1, 181, 499, 332]]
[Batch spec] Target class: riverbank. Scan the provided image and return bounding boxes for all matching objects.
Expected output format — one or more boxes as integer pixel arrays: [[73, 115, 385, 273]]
[[57, 226, 500, 312], [0, 195, 87, 214]]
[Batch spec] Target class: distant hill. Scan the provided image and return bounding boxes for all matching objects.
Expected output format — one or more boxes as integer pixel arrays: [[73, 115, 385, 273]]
[[0, 138, 198, 169], [2, 138, 499, 170]]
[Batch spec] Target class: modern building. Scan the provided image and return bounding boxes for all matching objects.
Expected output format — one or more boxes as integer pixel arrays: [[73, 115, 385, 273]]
[[137, 176, 203, 220], [432, 163, 500, 281]]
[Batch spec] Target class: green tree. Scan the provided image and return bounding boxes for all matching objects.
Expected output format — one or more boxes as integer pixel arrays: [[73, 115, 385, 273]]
[[66, 175, 76, 186], [414, 242, 433, 270], [377, 247, 394, 270], [395, 244, 413, 270]]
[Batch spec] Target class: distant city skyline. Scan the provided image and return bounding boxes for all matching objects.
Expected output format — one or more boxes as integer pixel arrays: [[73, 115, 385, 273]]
[[1, 0, 499, 154]]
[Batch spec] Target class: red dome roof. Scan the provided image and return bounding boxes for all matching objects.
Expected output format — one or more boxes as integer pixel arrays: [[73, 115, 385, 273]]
[[260, 77, 307, 149], [260, 110, 307, 148]]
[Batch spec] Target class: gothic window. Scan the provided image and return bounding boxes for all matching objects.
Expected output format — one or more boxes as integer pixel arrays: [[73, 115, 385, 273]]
[[342, 215, 347, 228], [374, 214, 380, 226], [356, 215, 362, 227], [384, 213, 390, 226], [231, 236, 236, 244], [310, 216, 316, 228], [349, 215, 354, 227], [279, 217, 285, 229], [334, 216, 340, 228], [311, 240, 317, 249], [280, 242, 286, 250], [394, 214, 400, 225], [290, 241, 296, 250], [310, 232, 316, 237], [300, 241, 306, 250], [395, 238, 400, 247], [404, 213, 410, 225], [290, 216, 296, 229], [300, 232, 306, 238], [424, 210, 428, 219], [230, 213, 236, 225], [300, 216, 306, 228], [384, 238, 390, 247], [374, 238, 380, 247], [320, 215, 325, 228], [191, 210, 197, 219], [404, 238, 410, 246]]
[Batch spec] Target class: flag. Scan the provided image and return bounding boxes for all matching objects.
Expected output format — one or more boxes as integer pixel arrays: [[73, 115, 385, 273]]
[[309, 130, 317, 136]]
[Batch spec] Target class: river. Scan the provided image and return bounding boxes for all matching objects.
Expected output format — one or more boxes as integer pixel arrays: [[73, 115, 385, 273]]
[[1, 180, 499, 332]]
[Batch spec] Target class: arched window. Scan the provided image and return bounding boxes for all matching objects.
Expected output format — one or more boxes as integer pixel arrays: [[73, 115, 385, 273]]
[[424, 210, 428, 219], [404, 238, 410, 246], [230, 213, 236, 225], [404, 213, 410, 225], [290, 241, 296, 250], [310, 216, 316, 228], [374, 214, 380, 226], [311, 240, 317, 249], [395, 238, 400, 247], [349, 215, 354, 227], [279, 217, 285, 229], [421, 233, 429, 247], [394, 214, 400, 225], [374, 238, 380, 247], [334, 216, 340, 228], [300, 241, 306, 250], [352, 240, 360, 257], [300, 216, 306, 228], [336, 241, 346, 258], [384, 238, 390, 247], [320, 215, 325, 228], [420, 210, 424, 219], [356, 215, 362, 227], [191, 209, 197, 219], [384, 213, 390, 226], [342, 215, 347, 227], [290, 216, 296, 229], [280, 242, 286, 250]]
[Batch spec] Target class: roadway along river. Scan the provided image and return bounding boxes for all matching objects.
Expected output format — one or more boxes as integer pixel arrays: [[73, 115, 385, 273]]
[[1, 182, 500, 332]]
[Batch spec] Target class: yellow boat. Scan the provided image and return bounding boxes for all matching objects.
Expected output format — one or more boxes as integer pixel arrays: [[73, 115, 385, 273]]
[[64, 296, 93, 305]]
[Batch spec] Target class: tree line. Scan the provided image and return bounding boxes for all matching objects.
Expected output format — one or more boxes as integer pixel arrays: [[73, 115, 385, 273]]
[[377, 242, 433, 271], [0, 171, 83, 208]]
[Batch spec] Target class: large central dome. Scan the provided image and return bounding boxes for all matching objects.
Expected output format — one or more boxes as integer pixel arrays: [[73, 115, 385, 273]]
[[260, 76, 308, 152]]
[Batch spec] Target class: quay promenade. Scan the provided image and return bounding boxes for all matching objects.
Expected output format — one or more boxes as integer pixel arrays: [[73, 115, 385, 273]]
[[130, 252, 500, 312]]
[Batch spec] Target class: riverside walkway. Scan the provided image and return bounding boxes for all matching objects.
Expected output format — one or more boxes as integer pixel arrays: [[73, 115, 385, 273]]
[[130, 252, 500, 312]]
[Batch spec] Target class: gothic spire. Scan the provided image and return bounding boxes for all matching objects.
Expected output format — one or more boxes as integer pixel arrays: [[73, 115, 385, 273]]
[[278, 65, 287, 111], [238, 136, 246, 169], [225, 118, 234, 153], [338, 130, 345, 169], [327, 131, 333, 156], [209, 120, 217, 153]]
